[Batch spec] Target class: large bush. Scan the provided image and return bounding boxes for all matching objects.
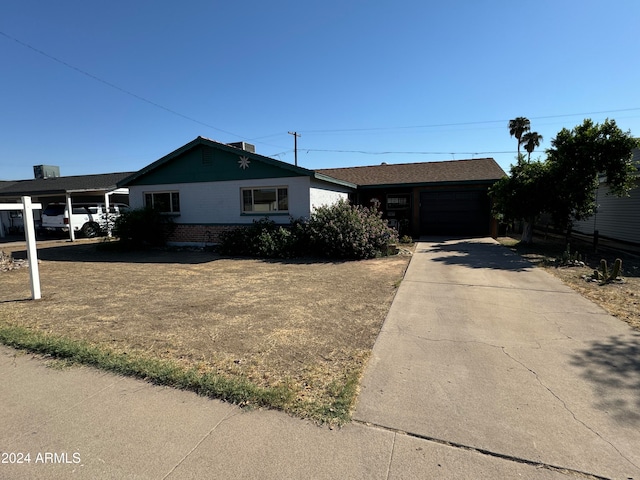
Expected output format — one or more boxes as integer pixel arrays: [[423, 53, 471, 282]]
[[308, 199, 398, 259], [217, 218, 299, 258], [113, 207, 175, 248], [217, 200, 397, 260]]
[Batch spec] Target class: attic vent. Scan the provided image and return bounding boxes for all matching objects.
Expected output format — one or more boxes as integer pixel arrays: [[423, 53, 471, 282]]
[[33, 165, 60, 179], [202, 149, 215, 166], [228, 142, 256, 153]]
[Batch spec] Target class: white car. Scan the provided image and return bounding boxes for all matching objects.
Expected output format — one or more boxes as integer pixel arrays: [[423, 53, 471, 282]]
[[41, 203, 129, 237]]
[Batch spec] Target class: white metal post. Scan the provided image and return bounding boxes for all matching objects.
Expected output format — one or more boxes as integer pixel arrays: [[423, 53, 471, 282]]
[[21, 196, 42, 300], [66, 194, 75, 241], [0, 198, 42, 300], [104, 192, 112, 237]]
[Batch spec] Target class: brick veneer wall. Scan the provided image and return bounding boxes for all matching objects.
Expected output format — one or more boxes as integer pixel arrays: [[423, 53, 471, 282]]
[[168, 224, 237, 245]]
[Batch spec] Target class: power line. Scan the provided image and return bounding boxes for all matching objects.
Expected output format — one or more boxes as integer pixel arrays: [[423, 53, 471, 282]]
[[297, 108, 640, 135], [0, 30, 268, 143], [300, 148, 516, 156]]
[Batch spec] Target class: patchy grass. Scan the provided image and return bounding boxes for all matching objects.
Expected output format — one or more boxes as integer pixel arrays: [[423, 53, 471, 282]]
[[498, 235, 640, 331], [0, 240, 411, 424]]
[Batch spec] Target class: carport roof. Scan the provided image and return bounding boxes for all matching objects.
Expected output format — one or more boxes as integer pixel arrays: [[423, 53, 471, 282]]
[[316, 158, 506, 187], [0, 172, 135, 197]]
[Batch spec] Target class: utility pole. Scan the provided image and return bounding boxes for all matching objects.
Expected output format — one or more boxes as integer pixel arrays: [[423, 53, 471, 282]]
[[288, 131, 301, 166]]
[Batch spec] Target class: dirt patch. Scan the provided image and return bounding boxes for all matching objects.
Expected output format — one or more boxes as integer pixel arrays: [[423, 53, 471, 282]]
[[499, 235, 640, 331], [0, 240, 411, 417]]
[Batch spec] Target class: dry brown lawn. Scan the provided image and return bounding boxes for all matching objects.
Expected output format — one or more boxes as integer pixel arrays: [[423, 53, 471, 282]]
[[0, 239, 410, 417]]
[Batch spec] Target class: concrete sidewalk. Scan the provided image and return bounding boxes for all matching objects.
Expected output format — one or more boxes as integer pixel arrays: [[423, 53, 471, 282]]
[[1, 238, 638, 479]]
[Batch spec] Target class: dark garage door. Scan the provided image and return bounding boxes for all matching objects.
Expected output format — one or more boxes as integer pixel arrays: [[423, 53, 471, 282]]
[[420, 189, 490, 236]]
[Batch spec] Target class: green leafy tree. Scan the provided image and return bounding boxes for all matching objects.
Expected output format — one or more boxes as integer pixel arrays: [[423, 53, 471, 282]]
[[491, 118, 638, 244], [545, 118, 638, 233], [490, 160, 551, 244], [508, 117, 531, 157]]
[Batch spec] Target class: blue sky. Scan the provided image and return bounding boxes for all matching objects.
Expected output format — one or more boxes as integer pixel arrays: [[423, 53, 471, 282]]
[[1, 0, 639, 180]]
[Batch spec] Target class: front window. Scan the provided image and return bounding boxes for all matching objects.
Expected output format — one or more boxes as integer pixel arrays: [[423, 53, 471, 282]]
[[144, 191, 180, 214], [241, 187, 288, 213]]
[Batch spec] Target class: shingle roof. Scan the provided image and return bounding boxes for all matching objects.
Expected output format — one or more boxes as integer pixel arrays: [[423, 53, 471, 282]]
[[316, 158, 506, 187], [0, 172, 135, 197]]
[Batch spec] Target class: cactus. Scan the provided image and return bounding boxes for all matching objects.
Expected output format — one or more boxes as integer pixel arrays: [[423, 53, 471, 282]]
[[593, 258, 623, 284], [609, 258, 622, 281], [600, 259, 609, 279]]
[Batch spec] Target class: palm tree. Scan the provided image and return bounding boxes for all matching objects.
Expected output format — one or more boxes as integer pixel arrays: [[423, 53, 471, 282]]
[[521, 131, 543, 162], [508, 117, 531, 157]]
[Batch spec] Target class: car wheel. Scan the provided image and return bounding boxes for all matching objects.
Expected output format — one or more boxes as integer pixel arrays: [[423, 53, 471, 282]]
[[82, 222, 101, 238]]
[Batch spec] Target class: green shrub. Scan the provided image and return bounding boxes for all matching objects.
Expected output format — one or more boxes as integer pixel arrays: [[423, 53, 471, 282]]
[[218, 218, 299, 258], [307, 199, 398, 259], [218, 201, 398, 260], [113, 207, 175, 248]]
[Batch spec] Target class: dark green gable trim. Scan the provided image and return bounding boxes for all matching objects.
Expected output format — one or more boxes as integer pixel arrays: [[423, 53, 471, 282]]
[[120, 137, 322, 187]]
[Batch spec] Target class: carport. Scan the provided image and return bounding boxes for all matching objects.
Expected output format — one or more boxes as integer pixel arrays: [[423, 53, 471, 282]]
[[0, 172, 132, 240]]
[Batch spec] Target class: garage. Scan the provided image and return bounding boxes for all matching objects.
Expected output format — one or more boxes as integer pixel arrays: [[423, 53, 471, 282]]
[[317, 158, 505, 238], [420, 189, 491, 236]]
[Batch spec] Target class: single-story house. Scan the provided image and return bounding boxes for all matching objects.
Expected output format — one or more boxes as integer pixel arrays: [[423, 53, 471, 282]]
[[118, 137, 356, 245], [0, 170, 131, 238], [572, 148, 640, 246], [119, 136, 506, 245]]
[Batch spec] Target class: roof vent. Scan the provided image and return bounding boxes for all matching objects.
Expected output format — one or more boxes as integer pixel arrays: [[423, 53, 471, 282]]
[[381, 162, 387, 165], [227, 142, 256, 153], [33, 165, 60, 179]]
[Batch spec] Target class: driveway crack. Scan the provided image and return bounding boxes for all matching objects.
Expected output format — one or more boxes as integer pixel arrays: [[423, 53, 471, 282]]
[[501, 348, 640, 472]]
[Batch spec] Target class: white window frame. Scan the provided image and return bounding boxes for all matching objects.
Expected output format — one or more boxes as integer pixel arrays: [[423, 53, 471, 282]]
[[241, 186, 289, 214], [144, 191, 180, 214]]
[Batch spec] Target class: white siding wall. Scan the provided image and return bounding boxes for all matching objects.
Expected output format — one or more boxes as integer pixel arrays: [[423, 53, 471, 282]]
[[573, 179, 640, 244], [309, 180, 351, 211], [129, 176, 312, 224]]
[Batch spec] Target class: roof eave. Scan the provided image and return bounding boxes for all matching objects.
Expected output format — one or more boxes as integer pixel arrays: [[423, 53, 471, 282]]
[[357, 178, 502, 189], [312, 173, 357, 189]]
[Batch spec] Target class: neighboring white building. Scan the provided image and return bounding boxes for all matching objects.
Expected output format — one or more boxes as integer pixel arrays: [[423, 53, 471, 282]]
[[572, 148, 640, 246]]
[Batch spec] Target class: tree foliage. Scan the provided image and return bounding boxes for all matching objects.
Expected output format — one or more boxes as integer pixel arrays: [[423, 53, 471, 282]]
[[508, 117, 531, 156], [544, 118, 638, 229], [491, 118, 638, 242], [521, 131, 544, 162]]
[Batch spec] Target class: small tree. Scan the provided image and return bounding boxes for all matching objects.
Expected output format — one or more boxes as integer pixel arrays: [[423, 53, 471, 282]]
[[490, 160, 551, 244]]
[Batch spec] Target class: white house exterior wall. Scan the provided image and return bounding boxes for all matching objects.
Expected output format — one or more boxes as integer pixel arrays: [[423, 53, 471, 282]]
[[309, 180, 351, 211], [573, 179, 640, 245], [128, 176, 312, 224]]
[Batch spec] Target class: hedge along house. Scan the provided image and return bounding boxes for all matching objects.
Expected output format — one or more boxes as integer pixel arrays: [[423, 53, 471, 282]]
[[118, 137, 356, 245], [317, 158, 506, 238]]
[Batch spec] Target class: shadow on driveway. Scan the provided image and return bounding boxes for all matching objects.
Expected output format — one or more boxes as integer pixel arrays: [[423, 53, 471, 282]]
[[570, 333, 640, 425], [421, 238, 533, 272]]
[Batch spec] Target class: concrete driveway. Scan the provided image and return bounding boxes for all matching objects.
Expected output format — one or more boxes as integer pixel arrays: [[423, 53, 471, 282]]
[[354, 238, 640, 479]]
